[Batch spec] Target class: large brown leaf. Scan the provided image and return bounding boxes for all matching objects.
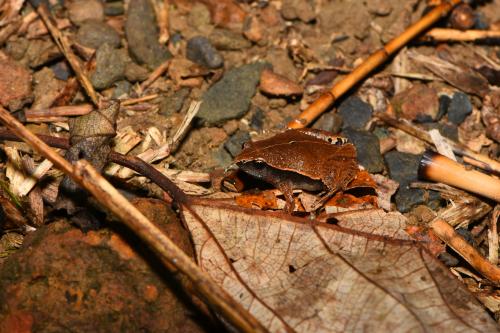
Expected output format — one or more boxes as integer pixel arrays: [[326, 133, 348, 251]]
[[181, 200, 498, 332]]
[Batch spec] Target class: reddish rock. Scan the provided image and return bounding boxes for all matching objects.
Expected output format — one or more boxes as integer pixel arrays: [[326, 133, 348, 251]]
[[199, 0, 246, 29], [260, 68, 303, 96], [67, 0, 104, 25], [0, 58, 32, 111], [391, 84, 439, 122]]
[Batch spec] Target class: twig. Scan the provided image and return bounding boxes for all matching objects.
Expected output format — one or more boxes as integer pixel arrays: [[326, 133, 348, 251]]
[[138, 60, 171, 93], [376, 112, 500, 174], [30, 1, 99, 105], [287, 0, 462, 128], [0, 107, 267, 333], [422, 28, 500, 42], [25, 104, 93, 122], [121, 94, 160, 106], [489, 206, 500, 265], [419, 151, 500, 202], [430, 218, 500, 283]]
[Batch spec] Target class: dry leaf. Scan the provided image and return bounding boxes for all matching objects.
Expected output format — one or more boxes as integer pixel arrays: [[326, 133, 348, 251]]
[[181, 199, 498, 332]]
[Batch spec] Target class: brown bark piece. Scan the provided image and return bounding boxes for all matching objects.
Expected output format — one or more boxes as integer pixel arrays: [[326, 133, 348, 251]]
[[0, 57, 32, 111]]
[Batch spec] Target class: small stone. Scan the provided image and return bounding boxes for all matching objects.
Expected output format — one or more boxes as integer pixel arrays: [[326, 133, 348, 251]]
[[125, 0, 172, 69], [32, 67, 65, 110], [212, 146, 233, 168], [112, 80, 132, 98], [197, 62, 268, 125], [67, 0, 104, 25], [423, 123, 459, 141], [209, 28, 251, 51], [104, 1, 125, 16], [124, 61, 150, 82], [438, 252, 460, 267], [384, 151, 425, 212], [448, 92, 472, 125], [391, 84, 439, 121], [24, 39, 62, 69], [449, 4, 475, 30], [201, 0, 247, 29], [365, 0, 392, 16], [76, 20, 121, 50], [312, 113, 343, 133], [250, 108, 264, 130], [159, 88, 190, 116], [342, 128, 384, 173], [259, 68, 303, 96], [338, 96, 373, 130], [187, 3, 212, 32], [243, 16, 264, 43], [186, 36, 223, 69], [473, 12, 489, 30], [50, 61, 71, 81], [5, 38, 28, 60], [281, 0, 316, 22], [437, 94, 451, 120], [91, 44, 126, 90], [224, 130, 251, 157], [0, 58, 32, 111]]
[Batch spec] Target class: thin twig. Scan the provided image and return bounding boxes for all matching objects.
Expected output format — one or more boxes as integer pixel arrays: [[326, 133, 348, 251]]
[[489, 206, 500, 265], [430, 218, 500, 283], [287, 0, 462, 128], [31, 1, 99, 105], [0, 107, 267, 333], [422, 28, 500, 42], [376, 112, 500, 174], [138, 60, 171, 93]]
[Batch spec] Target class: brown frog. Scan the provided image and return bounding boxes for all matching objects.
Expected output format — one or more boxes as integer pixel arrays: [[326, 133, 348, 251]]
[[232, 128, 359, 212]]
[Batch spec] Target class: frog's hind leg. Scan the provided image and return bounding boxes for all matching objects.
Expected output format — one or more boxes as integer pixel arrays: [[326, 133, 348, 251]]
[[276, 182, 295, 214]]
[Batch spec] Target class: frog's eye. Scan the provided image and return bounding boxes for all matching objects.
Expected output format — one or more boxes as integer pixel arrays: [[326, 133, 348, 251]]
[[335, 137, 348, 145], [242, 142, 251, 149]]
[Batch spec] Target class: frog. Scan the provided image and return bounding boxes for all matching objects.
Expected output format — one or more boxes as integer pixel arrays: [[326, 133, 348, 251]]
[[232, 128, 359, 213]]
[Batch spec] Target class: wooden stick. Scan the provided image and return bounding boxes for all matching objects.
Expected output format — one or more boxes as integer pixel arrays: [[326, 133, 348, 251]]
[[423, 28, 500, 42], [430, 218, 500, 283], [287, 0, 462, 128], [0, 107, 267, 333], [25, 104, 93, 122], [377, 112, 500, 174], [138, 60, 171, 93], [31, 1, 99, 106], [419, 151, 500, 202]]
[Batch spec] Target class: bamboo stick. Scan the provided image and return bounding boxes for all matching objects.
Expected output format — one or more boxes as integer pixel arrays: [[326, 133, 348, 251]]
[[0, 106, 267, 333], [287, 0, 462, 128]]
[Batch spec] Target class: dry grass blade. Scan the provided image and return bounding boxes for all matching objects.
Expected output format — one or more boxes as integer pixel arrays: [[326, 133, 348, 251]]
[[0, 106, 267, 333], [423, 28, 500, 41], [31, 2, 99, 105], [287, 0, 462, 128]]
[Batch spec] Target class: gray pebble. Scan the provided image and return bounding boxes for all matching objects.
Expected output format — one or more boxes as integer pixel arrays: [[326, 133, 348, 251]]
[[159, 88, 190, 116], [197, 62, 269, 125], [212, 146, 233, 168], [209, 29, 252, 51], [224, 130, 251, 157], [448, 92, 472, 125], [342, 128, 384, 173], [186, 36, 223, 69], [338, 96, 373, 130], [312, 112, 343, 133], [91, 44, 126, 90], [76, 20, 121, 49], [125, 0, 171, 69]]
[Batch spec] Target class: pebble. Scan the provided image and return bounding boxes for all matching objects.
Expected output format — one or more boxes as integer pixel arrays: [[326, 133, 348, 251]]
[[50, 61, 71, 81], [312, 113, 343, 133], [125, 0, 171, 69], [32, 67, 65, 110], [342, 128, 384, 173], [197, 62, 268, 125], [0, 58, 33, 111], [243, 16, 264, 43], [259, 68, 303, 96], [448, 92, 472, 125], [384, 151, 425, 212], [76, 21, 121, 50], [423, 123, 459, 141], [124, 60, 150, 82], [209, 29, 251, 51], [281, 0, 316, 23], [91, 44, 126, 90], [186, 36, 223, 69], [212, 146, 233, 168], [338, 96, 372, 130], [112, 80, 132, 98], [104, 1, 125, 16], [67, 0, 104, 25], [250, 108, 264, 130], [224, 130, 251, 157], [391, 84, 439, 121], [159, 88, 190, 116], [437, 94, 451, 121]]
